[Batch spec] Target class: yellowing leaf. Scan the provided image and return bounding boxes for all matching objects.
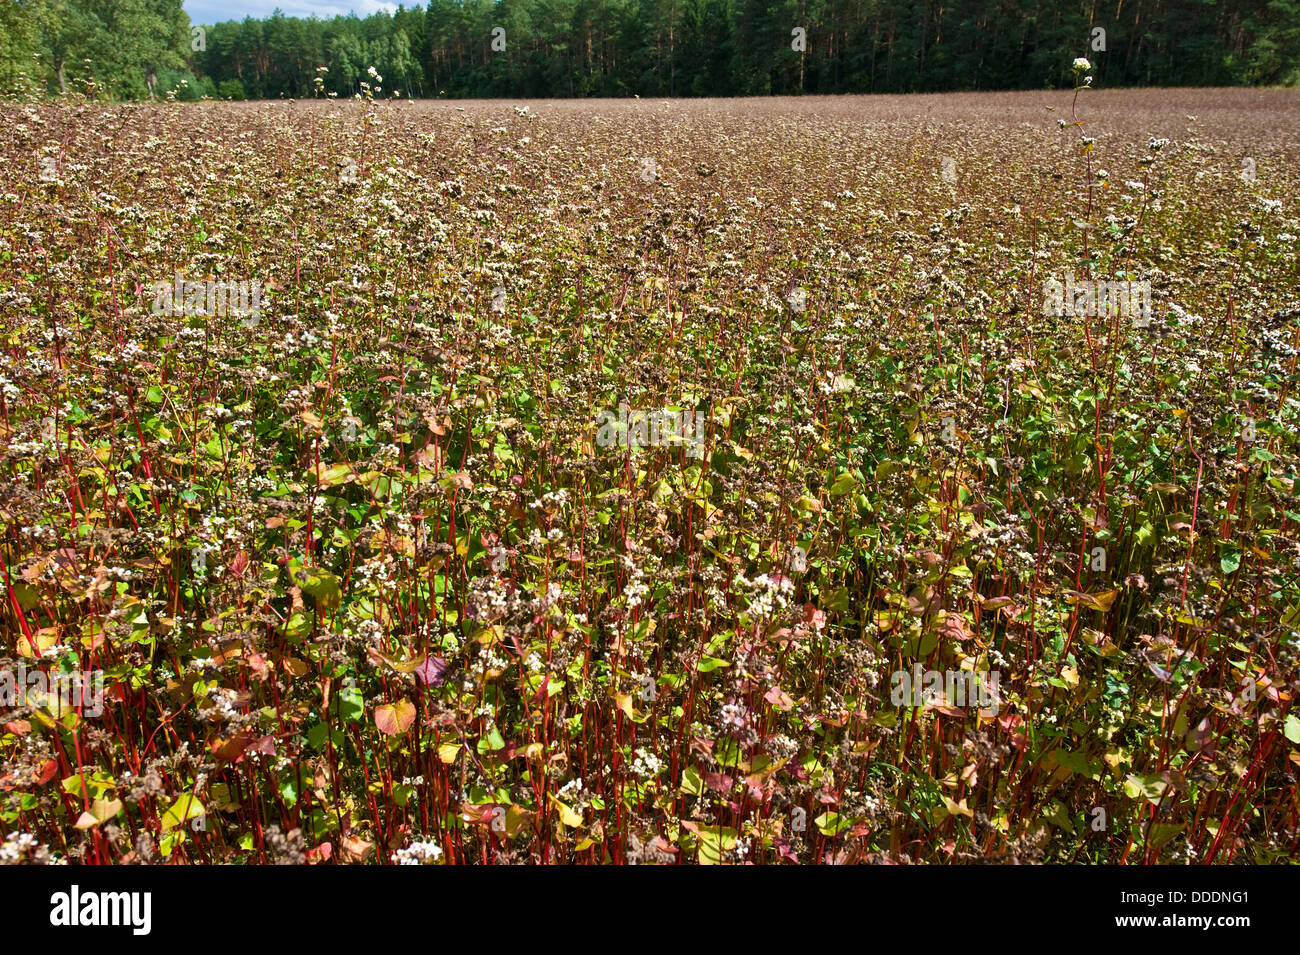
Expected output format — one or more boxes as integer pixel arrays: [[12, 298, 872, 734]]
[[612, 693, 635, 721], [548, 794, 583, 828], [679, 766, 705, 797], [74, 798, 123, 829], [300, 570, 341, 610], [1067, 589, 1119, 612], [283, 657, 311, 677], [682, 822, 737, 865], [160, 794, 205, 830], [315, 463, 354, 487], [943, 797, 973, 818]]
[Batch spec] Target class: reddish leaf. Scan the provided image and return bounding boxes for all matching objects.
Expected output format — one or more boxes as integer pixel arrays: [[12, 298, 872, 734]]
[[802, 604, 826, 631], [211, 731, 255, 762], [375, 700, 416, 736], [764, 685, 795, 710], [414, 655, 448, 687], [531, 674, 550, 703], [338, 834, 373, 864], [227, 551, 250, 580], [306, 842, 333, 865], [1146, 661, 1174, 683], [704, 773, 734, 792], [939, 614, 975, 642]]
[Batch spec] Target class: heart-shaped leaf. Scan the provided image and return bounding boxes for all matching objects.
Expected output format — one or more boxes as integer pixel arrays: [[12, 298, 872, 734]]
[[414, 655, 448, 686], [375, 699, 416, 736]]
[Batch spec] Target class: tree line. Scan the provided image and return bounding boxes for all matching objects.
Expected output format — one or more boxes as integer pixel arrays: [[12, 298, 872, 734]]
[[2, 0, 1297, 101]]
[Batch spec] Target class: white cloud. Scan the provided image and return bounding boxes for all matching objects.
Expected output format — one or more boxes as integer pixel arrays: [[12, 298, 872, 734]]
[[184, 0, 399, 26]]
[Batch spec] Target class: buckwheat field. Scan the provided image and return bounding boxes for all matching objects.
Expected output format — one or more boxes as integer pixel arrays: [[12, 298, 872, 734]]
[[2, 83, 1299, 865]]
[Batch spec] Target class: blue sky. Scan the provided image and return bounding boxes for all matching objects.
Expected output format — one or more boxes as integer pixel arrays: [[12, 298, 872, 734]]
[[184, 1, 400, 26]]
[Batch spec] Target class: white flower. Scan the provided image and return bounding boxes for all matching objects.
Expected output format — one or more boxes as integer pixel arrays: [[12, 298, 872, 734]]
[[391, 840, 443, 864], [738, 572, 794, 617], [1073, 57, 1092, 72], [630, 747, 664, 778], [720, 703, 747, 729]]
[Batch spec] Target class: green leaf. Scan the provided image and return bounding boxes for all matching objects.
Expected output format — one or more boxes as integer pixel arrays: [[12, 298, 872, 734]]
[[829, 471, 858, 497], [301, 570, 341, 610], [679, 766, 705, 797], [1147, 822, 1184, 849], [694, 825, 738, 864], [61, 772, 115, 800], [1123, 773, 1168, 804], [318, 463, 353, 487], [476, 725, 506, 753], [1285, 714, 1300, 744], [11, 581, 38, 612], [1049, 749, 1103, 778], [814, 811, 853, 836], [335, 686, 364, 723], [161, 794, 205, 830]]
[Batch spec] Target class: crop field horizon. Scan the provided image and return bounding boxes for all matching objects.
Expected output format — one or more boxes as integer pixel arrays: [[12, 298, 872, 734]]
[[2, 83, 1299, 867]]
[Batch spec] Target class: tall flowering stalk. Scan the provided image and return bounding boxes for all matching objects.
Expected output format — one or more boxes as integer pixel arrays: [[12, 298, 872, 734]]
[[1069, 57, 1097, 279]]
